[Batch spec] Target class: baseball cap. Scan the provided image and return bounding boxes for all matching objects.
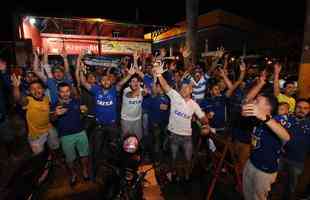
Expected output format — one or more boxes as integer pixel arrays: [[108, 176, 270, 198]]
[[51, 65, 65, 73]]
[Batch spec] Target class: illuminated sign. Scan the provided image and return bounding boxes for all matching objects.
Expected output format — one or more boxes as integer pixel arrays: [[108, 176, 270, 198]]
[[42, 37, 151, 55]]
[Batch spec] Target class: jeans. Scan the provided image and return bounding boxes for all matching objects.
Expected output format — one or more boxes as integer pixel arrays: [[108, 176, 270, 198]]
[[279, 159, 303, 200], [142, 112, 151, 153], [89, 123, 119, 178], [150, 122, 167, 161], [168, 132, 193, 165]]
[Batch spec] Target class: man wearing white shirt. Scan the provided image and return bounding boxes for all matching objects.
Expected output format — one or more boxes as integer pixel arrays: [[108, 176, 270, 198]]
[[121, 75, 146, 140], [153, 66, 209, 180]]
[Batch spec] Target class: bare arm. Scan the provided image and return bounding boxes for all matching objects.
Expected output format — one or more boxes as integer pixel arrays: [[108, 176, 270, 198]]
[[63, 55, 70, 74], [43, 48, 49, 65], [226, 63, 246, 97], [157, 74, 171, 94], [151, 75, 158, 97], [60, 47, 69, 74], [265, 119, 290, 141], [116, 65, 135, 91], [11, 75, 28, 106], [273, 63, 281, 97], [219, 68, 233, 90], [242, 104, 290, 142], [33, 50, 47, 83], [207, 47, 225, 75], [75, 53, 85, 91], [79, 67, 92, 91], [135, 66, 144, 79], [244, 70, 267, 103]]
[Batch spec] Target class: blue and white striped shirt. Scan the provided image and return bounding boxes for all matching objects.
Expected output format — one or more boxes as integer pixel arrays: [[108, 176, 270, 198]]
[[191, 73, 209, 101]]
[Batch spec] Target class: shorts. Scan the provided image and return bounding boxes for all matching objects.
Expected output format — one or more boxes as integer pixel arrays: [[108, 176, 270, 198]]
[[243, 160, 277, 200], [60, 130, 89, 163], [28, 127, 60, 155]]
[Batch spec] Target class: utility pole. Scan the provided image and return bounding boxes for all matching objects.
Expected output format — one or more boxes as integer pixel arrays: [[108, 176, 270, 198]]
[[185, 0, 199, 65], [298, 0, 310, 98]]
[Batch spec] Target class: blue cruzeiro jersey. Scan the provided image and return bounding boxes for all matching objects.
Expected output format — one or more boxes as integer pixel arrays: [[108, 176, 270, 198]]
[[199, 95, 227, 129], [284, 116, 310, 164], [90, 85, 117, 125], [148, 95, 170, 125], [250, 115, 290, 173]]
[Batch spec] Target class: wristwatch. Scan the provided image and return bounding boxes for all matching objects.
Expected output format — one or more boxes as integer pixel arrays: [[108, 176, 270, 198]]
[[262, 115, 272, 123]]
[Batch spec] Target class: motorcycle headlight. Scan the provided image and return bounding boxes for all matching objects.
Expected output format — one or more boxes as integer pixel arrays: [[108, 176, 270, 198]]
[[122, 136, 139, 153]]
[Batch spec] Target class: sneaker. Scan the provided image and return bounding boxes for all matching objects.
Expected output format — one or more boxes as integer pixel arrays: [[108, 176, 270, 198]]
[[70, 175, 78, 187], [83, 175, 90, 182], [166, 172, 172, 182]]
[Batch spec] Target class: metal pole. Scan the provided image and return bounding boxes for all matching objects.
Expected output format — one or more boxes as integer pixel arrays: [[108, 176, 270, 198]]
[[298, 0, 310, 98], [185, 0, 199, 65]]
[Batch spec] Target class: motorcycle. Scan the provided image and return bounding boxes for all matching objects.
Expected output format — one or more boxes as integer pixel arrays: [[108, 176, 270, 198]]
[[100, 134, 152, 200]]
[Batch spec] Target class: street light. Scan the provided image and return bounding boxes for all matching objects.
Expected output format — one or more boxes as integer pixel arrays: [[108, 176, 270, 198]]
[[29, 17, 36, 25]]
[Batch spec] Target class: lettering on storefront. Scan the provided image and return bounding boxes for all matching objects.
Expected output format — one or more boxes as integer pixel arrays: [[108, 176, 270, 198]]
[[42, 37, 151, 55]]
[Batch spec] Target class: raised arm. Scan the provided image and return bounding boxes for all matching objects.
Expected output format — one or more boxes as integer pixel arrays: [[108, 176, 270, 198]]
[[244, 70, 267, 103], [11, 74, 28, 106], [242, 104, 290, 142], [154, 65, 171, 93], [135, 66, 144, 79], [226, 62, 246, 97], [116, 65, 136, 91], [218, 68, 233, 90], [79, 65, 92, 91], [32, 49, 48, 83], [207, 47, 225, 75], [151, 74, 158, 97], [273, 63, 281, 97], [60, 47, 70, 74], [75, 53, 85, 91]]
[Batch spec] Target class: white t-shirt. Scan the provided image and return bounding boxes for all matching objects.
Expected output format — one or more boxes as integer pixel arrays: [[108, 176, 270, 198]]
[[167, 89, 205, 136], [121, 87, 143, 121]]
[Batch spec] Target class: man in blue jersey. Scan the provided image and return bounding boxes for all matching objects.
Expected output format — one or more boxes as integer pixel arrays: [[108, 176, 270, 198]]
[[80, 64, 136, 178], [200, 83, 227, 132], [280, 99, 310, 200], [149, 76, 170, 161], [241, 75, 291, 200]]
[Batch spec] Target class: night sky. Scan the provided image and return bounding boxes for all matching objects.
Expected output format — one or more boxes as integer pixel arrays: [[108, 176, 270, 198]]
[[0, 0, 307, 40]]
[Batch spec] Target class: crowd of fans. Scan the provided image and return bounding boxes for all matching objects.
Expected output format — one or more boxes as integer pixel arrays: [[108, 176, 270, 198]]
[[0, 46, 309, 200]]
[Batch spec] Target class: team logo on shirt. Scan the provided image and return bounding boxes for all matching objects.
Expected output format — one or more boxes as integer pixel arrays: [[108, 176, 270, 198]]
[[174, 110, 191, 119], [251, 127, 261, 149], [97, 100, 113, 106], [251, 135, 261, 150], [128, 100, 142, 105]]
